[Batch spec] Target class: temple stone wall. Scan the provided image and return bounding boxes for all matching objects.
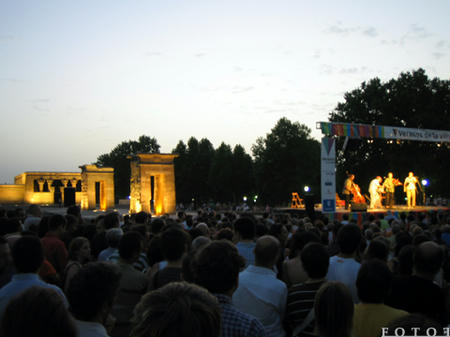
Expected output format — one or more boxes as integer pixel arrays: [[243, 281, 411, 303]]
[[80, 165, 114, 210], [0, 165, 114, 210], [0, 185, 25, 203], [128, 153, 177, 215]]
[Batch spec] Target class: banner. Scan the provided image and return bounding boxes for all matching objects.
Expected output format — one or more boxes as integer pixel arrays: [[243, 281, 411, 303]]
[[319, 122, 450, 143], [321, 137, 336, 213]]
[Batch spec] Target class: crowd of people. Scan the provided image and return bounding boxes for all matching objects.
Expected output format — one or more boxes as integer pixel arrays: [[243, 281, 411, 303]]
[[0, 204, 449, 337]]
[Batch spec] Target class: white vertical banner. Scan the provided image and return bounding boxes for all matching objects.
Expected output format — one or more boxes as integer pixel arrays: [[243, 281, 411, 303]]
[[321, 137, 336, 213]]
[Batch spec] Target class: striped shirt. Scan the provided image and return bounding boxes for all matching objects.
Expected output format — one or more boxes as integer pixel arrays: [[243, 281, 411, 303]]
[[285, 280, 325, 336]]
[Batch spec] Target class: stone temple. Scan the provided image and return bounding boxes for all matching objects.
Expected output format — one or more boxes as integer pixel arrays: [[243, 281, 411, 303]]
[[0, 154, 177, 215]]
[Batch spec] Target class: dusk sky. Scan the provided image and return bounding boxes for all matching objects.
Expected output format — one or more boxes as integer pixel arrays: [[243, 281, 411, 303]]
[[1, 1, 449, 184]]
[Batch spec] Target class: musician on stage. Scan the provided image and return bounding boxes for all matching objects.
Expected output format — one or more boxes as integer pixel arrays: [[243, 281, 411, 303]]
[[369, 176, 383, 209], [342, 174, 355, 210], [382, 172, 400, 209], [404, 172, 418, 208]]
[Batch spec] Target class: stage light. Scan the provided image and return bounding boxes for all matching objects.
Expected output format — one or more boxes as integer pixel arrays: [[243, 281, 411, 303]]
[[421, 179, 429, 186], [304, 186, 310, 192], [128, 195, 131, 200], [243, 196, 247, 202]]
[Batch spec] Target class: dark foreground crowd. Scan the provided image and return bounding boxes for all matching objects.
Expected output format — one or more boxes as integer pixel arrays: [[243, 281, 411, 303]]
[[0, 205, 449, 337]]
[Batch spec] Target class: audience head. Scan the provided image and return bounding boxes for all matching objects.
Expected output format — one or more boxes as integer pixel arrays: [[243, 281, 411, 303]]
[[11, 235, 43, 273], [397, 245, 414, 276], [119, 231, 143, 262], [289, 230, 320, 257], [315, 282, 354, 337], [191, 236, 211, 252], [103, 212, 120, 230], [134, 211, 148, 225], [131, 282, 221, 337], [193, 240, 245, 295], [357, 259, 393, 303], [301, 242, 329, 279], [337, 224, 362, 255], [68, 236, 91, 262], [48, 214, 66, 232], [365, 238, 389, 262], [106, 228, 123, 248], [0, 236, 12, 272], [161, 227, 190, 262], [27, 204, 42, 218], [254, 235, 280, 268], [67, 262, 121, 323], [1, 286, 77, 337], [151, 218, 165, 234], [66, 205, 81, 220], [216, 228, 234, 242], [234, 217, 256, 240], [414, 241, 443, 279]]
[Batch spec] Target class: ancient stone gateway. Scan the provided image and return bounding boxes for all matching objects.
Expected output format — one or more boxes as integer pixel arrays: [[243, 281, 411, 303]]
[[0, 165, 114, 211], [128, 153, 177, 215]]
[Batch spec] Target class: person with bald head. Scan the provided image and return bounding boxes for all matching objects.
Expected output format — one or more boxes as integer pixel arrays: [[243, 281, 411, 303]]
[[232, 235, 287, 337], [386, 241, 447, 325]]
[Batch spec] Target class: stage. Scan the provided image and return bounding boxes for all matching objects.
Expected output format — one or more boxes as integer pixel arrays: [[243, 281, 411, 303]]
[[274, 204, 449, 226]]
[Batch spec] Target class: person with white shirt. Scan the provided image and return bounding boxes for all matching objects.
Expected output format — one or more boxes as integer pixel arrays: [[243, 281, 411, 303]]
[[234, 217, 257, 267], [233, 235, 287, 337], [326, 224, 362, 303]]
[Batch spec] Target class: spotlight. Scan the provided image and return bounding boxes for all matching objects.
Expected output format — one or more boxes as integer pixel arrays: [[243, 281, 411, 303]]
[[421, 179, 429, 187], [304, 186, 310, 192]]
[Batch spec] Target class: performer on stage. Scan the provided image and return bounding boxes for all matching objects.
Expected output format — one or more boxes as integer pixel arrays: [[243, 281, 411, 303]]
[[369, 176, 383, 209], [342, 174, 355, 210], [404, 172, 418, 208], [382, 172, 400, 209]]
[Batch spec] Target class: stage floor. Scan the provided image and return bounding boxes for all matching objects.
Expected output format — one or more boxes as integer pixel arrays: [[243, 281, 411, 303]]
[[275, 204, 449, 215]]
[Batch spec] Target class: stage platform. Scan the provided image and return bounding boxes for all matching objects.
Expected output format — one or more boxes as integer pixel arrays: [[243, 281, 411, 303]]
[[274, 205, 449, 226]]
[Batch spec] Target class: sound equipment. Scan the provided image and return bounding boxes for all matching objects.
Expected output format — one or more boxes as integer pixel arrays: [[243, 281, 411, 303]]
[[64, 187, 76, 207], [351, 202, 367, 211]]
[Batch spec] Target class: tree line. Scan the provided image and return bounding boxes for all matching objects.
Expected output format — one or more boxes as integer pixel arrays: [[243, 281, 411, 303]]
[[97, 69, 449, 206]]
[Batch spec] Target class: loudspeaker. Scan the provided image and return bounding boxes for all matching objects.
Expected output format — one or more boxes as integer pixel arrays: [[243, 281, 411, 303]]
[[351, 202, 367, 211], [64, 187, 76, 207]]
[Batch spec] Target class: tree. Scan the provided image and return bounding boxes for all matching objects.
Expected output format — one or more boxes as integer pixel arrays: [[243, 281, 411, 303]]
[[252, 117, 321, 205], [329, 68, 450, 198], [231, 145, 255, 203], [209, 143, 234, 202], [96, 135, 160, 200]]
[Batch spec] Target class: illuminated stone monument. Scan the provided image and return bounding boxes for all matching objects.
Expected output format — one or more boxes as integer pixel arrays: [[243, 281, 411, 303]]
[[0, 165, 114, 211], [128, 153, 177, 215]]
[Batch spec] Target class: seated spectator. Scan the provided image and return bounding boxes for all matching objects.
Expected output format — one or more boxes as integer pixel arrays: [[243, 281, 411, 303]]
[[233, 235, 287, 337], [234, 217, 257, 267], [282, 231, 320, 287], [193, 240, 267, 337], [91, 212, 120, 259], [98, 228, 123, 261], [0, 236, 67, 320], [285, 242, 329, 336], [23, 204, 42, 232], [1, 286, 76, 337], [111, 231, 147, 337], [67, 262, 121, 337], [149, 227, 190, 290], [353, 259, 408, 337], [63, 237, 91, 292], [326, 224, 362, 302], [131, 282, 221, 337], [0, 237, 14, 289], [386, 241, 446, 325], [314, 282, 354, 337], [41, 214, 68, 275]]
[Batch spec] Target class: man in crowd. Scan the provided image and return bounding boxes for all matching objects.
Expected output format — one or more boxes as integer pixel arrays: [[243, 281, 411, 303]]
[[353, 259, 408, 337], [0, 236, 67, 320], [233, 235, 287, 337], [386, 241, 446, 325], [326, 224, 362, 302], [285, 242, 329, 336], [342, 174, 355, 210], [234, 217, 257, 267], [193, 240, 267, 337], [41, 214, 68, 276]]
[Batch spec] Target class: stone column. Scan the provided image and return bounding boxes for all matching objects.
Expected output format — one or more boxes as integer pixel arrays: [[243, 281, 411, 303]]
[[38, 178, 45, 192]]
